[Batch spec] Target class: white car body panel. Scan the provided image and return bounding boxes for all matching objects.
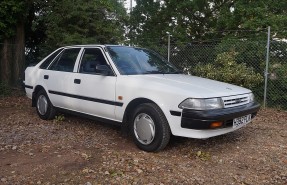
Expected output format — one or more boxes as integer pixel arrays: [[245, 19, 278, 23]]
[[67, 73, 117, 120]]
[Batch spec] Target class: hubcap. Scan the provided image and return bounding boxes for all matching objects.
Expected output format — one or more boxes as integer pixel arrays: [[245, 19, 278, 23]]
[[134, 113, 155, 145], [37, 95, 48, 115]]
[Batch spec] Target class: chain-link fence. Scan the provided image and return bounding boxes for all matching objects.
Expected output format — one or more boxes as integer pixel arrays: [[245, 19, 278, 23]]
[[267, 39, 287, 109], [1, 29, 287, 109], [140, 32, 287, 110]]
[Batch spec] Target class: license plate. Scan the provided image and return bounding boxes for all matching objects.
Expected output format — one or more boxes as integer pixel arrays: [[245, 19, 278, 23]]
[[233, 114, 252, 128]]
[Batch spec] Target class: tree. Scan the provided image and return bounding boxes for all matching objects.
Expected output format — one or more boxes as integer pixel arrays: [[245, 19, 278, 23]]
[[0, 0, 128, 86], [0, 0, 30, 85], [216, 0, 287, 35], [128, 0, 231, 46], [25, 1, 51, 64], [40, 0, 127, 56], [129, 0, 287, 46]]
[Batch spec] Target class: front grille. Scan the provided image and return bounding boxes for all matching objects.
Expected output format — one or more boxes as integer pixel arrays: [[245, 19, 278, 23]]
[[222, 94, 250, 108]]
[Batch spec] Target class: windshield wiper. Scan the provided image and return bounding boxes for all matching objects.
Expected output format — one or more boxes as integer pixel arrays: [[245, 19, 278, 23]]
[[143, 70, 165, 74], [142, 70, 182, 74], [166, 70, 183, 74]]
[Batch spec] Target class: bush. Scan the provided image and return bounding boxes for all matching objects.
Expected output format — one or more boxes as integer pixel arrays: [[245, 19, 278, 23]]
[[192, 51, 263, 89], [266, 62, 287, 109]]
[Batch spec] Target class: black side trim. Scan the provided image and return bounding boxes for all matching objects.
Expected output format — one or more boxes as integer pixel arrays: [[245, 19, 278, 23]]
[[48, 90, 123, 107], [170, 110, 181, 116], [56, 107, 122, 126], [25, 85, 33, 89]]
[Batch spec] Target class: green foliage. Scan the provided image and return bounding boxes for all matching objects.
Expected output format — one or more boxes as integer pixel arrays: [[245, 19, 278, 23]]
[[41, 0, 127, 54], [54, 114, 65, 122], [196, 150, 211, 161], [129, 0, 287, 45], [217, 0, 287, 37], [129, 0, 224, 45], [0, 0, 28, 38], [192, 51, 263, 89], [265, 41, 287, 109], [109, 169, 124, 177], [171, 43, 217, 71], [267, 64, 287, 109], [215, 39, 266, 73], [24, 0, 128, 63]]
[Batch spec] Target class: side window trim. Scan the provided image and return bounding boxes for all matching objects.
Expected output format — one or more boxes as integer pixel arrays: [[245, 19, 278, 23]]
[[73, 47, 84, 72], [77, 48, 85, 73], [47, 47, 81, 72], [101, 47, 117, 76], [39, 48, 63, 69], [78, 47, 116, 76], [47, 50, 65, 70]]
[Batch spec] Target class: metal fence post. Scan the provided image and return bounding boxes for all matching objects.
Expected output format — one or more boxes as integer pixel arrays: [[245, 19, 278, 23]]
[[263, 26, 271, 108], [168, 33, 171, 62]]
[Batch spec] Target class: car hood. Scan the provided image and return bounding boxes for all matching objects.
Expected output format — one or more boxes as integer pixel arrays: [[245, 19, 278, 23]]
[[129, 74, 251, 98]]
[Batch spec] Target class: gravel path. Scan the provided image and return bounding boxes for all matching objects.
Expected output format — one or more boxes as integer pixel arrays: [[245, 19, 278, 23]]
[[0, 95, 286, 185]]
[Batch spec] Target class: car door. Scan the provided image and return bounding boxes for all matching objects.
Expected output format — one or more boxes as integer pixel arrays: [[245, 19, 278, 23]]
[[42, 47, 82, 109], [68, 47, 118, 121]]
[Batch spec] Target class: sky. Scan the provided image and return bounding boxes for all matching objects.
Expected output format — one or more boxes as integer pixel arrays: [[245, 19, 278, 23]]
[[124, 0, 137, 12]]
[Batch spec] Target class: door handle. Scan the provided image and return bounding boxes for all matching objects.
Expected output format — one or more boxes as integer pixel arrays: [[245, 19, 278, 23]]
[[74, 79, 81, 84], [44, 75, 49, 79]]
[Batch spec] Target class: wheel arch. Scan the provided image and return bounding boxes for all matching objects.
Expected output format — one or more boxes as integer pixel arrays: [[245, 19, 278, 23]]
[[32, 85, 46, 107], [124, 98, 171, 152], [121, 98, 165, 134]]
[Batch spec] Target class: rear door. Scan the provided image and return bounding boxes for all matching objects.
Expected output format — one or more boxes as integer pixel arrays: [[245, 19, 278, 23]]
[[42, 47, 82, 109]]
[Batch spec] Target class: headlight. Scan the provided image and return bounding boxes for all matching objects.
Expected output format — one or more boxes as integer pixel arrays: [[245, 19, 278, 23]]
[[178, 98, 224, 110], [249, 93, 255, 102]]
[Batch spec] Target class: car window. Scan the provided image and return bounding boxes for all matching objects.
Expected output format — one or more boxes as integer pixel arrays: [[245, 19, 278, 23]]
[[79, 48, 109, 74], [49, 48, 81, 72], [107, 46, 179, 75], [39, 49, 63, 69]]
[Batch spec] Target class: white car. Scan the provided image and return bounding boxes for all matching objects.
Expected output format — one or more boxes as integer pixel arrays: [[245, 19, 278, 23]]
[[24, 45, 260, 152]]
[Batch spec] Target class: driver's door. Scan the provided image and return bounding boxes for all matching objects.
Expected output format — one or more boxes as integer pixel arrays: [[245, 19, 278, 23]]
[[68, 47, 119, 121]]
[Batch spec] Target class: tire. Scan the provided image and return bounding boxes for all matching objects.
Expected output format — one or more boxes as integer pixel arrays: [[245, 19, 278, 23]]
[[130, 103, 171, 152], [35, 89, 56, 120]]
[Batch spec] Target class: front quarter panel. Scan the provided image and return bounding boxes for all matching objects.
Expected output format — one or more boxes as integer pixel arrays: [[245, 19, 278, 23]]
[[115, 75, 259, 139], [115, 75, 185, 134]]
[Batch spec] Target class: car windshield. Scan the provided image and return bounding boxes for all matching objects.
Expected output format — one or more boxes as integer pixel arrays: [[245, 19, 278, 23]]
[[106, 46, 180, 75]]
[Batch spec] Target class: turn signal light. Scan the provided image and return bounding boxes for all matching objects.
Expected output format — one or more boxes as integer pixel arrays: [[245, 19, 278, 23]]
[[210, 122, 223, 129]]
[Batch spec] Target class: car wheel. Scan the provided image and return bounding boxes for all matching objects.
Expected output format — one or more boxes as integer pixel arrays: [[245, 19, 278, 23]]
[[131, 103, 171, 152], [36, 89, 56, 120]]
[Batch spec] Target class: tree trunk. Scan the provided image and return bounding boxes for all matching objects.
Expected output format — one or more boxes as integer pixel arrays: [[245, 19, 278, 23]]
[[14, 20, 25, 86], [0, 39, 10, 84]]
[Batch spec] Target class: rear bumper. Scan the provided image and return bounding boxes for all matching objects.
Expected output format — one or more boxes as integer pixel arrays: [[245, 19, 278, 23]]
[[181, 102, 260, 130]]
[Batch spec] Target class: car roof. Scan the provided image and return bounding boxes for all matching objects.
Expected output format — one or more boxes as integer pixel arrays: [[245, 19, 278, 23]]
[[63, 44, 129, 48]]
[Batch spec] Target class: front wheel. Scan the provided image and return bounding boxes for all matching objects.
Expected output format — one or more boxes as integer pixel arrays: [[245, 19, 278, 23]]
[[36, 89, 56, 120], [131, 103, 171, 152]]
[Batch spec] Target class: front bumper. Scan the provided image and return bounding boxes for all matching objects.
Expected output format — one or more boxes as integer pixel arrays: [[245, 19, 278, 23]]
[[181, 102, 260, 130]]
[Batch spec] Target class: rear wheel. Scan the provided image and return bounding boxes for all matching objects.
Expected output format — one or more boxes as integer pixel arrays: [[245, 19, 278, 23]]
[[36, 89, 56, 120], [131, 103, 171, 152]]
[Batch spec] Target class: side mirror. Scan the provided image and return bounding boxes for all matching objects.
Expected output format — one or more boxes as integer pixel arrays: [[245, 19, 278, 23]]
[[96, 65, 112, 76]]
